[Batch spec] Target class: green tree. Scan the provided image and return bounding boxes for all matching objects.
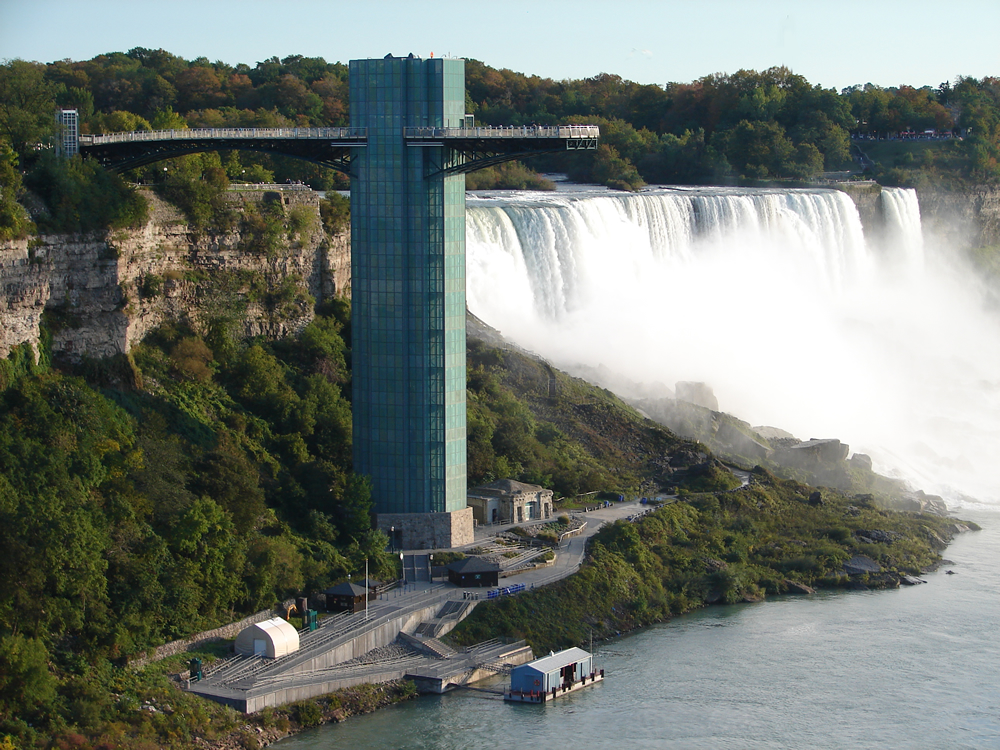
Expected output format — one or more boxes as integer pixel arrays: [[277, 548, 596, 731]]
[[319, 193, 350, 235], [167, 496, 245, 619], [24, 152, 149, 232], [91, 109, 152, 134], [0, 60, 60, 158], [0, 634, 56, 723], [713, 120, 800, 179], [589, 144, 645, 191], [0, 141, 33, 240]]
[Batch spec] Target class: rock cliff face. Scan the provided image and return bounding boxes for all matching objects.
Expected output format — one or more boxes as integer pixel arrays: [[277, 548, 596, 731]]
[[0, 188, 351, 362], [917, 187, 1000, 249], [836, 181, 882, 233], [838, 182, 1000, 250]]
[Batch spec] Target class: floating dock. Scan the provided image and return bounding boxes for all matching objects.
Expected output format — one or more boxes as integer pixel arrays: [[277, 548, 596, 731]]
[[504, 670, 604, 703], [503, 647, 603, 703]]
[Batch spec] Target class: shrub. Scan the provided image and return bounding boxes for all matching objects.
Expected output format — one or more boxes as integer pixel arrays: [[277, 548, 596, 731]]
[[169, 337, 214, 382], [287, 205, 315, 238], [293, 700, 323, 727], [319, 193, 349, 235], [26, 152, 149, 233], [139, 273, 163, 299]]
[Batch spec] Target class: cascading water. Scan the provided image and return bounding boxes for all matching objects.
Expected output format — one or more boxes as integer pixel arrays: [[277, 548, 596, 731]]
[[466, 185, 1000, 505]]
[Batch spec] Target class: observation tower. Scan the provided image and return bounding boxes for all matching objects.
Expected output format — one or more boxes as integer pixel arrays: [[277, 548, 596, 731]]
[[349, 55, 597, 549]]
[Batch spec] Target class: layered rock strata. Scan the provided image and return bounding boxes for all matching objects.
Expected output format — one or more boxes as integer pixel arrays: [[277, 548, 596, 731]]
[[0, 188, 350, 362]]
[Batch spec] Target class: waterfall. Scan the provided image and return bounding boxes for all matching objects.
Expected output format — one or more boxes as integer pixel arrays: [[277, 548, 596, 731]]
[[466, 186, 1000, 504], [467, 188, 870, 322], [879, 187, 925, 272]]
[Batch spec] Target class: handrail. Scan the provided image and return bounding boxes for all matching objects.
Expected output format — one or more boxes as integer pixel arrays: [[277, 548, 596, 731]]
[[403, 125, 599, 139], [80, 127, 367, 145], [78, 124, 597, 146]]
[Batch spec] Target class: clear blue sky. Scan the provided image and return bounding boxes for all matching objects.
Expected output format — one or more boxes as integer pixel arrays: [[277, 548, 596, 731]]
[[2, 0, 997, 91]]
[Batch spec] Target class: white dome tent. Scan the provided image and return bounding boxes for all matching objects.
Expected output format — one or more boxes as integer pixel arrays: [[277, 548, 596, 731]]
[[234, 617, 300, 659]]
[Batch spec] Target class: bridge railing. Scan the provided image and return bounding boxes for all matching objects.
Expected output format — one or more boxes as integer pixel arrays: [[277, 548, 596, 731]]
[[403, 125, 600, 140], [80, 127, 368, 145]]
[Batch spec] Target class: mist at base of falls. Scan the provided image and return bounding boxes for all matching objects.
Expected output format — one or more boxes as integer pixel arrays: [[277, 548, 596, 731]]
[[465, 186, 1000, 507]]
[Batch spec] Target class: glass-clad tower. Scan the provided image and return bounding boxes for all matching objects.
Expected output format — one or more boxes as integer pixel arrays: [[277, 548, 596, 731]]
[[349, 56, 472, 548]]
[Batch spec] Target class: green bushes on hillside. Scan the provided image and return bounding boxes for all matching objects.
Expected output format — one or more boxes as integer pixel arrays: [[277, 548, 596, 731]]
[[24, 152, 148, 233], [0, 304, 395, 744], [449, 469, 969, 654]]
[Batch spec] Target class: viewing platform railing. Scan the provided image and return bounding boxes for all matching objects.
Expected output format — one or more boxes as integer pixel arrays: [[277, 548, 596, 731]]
[[403, 125, 600, 140], [79, 127, 368, 145]]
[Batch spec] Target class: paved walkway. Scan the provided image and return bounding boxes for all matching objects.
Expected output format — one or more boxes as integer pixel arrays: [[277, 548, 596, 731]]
[[383, 498, 658, 603]]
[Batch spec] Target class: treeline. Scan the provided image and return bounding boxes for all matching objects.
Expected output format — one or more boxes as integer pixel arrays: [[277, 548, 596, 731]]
[[2, 51, 999, 217]]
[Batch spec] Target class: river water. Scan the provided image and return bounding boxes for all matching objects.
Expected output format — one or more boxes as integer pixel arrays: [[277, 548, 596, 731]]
[[279, 510, 1000, 749]]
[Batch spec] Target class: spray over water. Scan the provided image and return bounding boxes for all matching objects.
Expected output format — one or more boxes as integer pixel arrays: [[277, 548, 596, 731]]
[[466, 186, 1000, 506]]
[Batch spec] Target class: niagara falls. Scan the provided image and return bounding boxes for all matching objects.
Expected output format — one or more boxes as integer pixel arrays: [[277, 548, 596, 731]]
[[466, 184, 1000, 507]]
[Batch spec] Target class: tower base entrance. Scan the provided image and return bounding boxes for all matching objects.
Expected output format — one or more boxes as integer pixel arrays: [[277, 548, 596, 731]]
[[377, 507, 474, 550]]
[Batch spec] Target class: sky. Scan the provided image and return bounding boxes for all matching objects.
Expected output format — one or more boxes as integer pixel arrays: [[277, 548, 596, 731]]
[[2, 0, 998, 91]]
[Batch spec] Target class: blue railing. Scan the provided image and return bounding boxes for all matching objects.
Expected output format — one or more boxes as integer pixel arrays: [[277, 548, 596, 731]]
[[486, 583, 527, 600]]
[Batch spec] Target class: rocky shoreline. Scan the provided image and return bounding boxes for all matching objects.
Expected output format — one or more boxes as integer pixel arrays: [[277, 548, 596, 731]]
[[196, 681, 418, 749]]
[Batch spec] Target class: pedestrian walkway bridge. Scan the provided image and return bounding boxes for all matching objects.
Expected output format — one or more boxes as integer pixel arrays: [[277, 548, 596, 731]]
[[78, 124, 599, 175]]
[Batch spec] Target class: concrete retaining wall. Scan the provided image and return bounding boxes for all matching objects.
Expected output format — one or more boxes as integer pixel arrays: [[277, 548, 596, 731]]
[[129, 599, 294, 669]]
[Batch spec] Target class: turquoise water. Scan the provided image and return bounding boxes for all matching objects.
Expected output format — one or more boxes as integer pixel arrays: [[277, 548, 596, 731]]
[[278, 510, 1000, 749]]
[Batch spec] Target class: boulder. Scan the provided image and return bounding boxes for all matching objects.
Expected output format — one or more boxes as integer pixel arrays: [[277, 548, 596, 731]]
[[843, 554, 882, 575], [850, 453, 873, 472], [854, 529, 902, 544], [773, 438, 849, 472], [702, 557, 728, 573], [784, 580, 816, 595]]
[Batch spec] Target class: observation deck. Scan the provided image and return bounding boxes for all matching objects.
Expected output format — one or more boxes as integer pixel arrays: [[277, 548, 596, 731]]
[[403, 124, 599, 175], [79, 127, 368, 173]]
